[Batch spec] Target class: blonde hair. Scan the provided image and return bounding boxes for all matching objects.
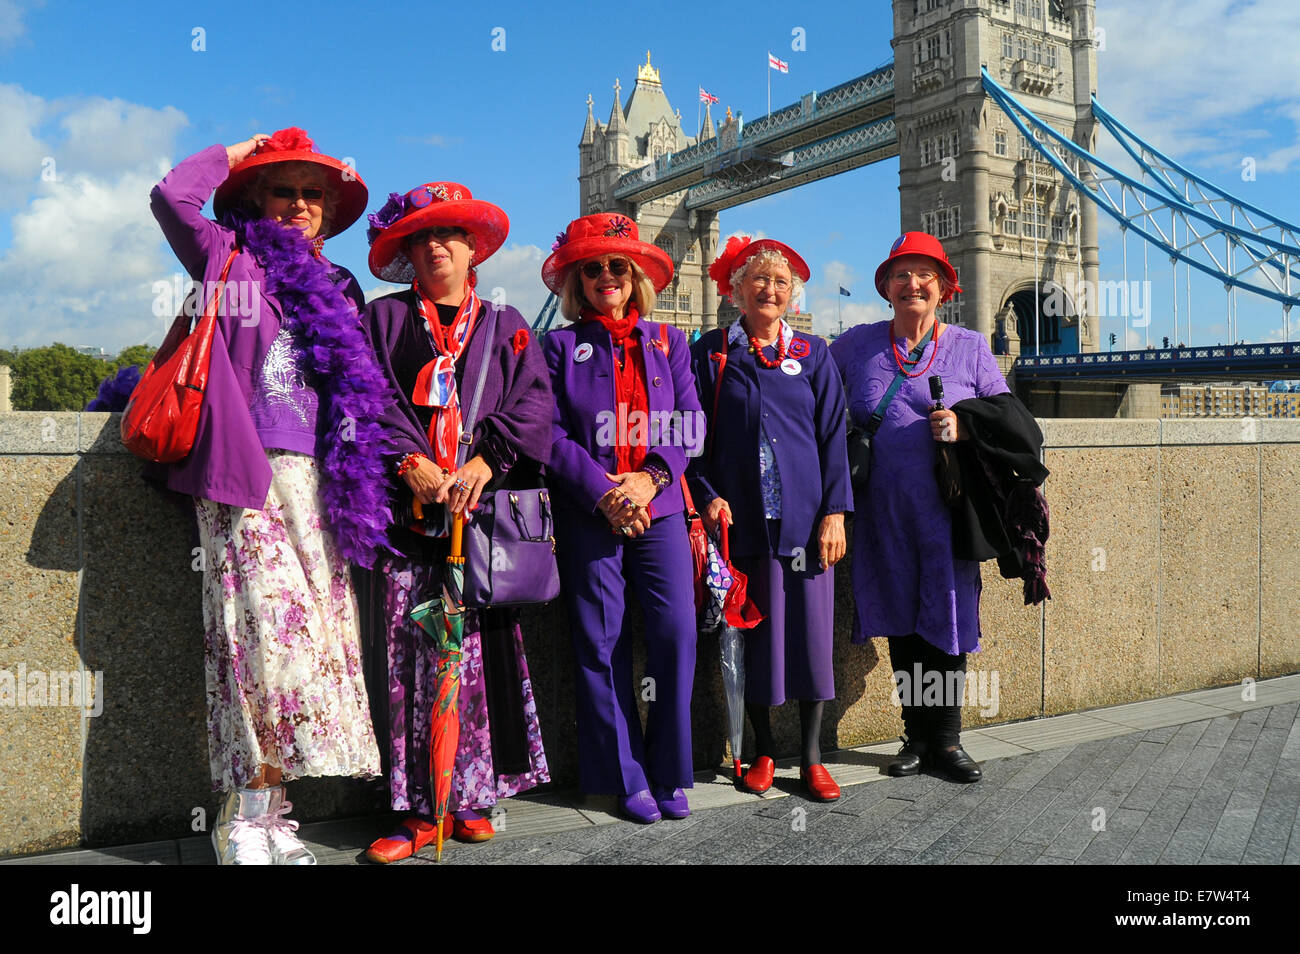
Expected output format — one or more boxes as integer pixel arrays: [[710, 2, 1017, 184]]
[[560, 258, 658, 321], [245, 161, 339, 237], [727, 247, 806, 308]]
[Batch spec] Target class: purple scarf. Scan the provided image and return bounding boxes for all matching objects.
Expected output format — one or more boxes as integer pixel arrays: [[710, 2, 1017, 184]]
[[241, 218, 393, 568]]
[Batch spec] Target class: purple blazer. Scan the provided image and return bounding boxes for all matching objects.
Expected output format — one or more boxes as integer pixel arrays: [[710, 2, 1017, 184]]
[[148, 144, 364, 509], [689, 327, 853, 558], [542, 318, 704, 519]]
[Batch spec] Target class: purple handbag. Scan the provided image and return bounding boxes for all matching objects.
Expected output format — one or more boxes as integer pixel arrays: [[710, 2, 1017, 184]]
[[458, 308, 560, 608]]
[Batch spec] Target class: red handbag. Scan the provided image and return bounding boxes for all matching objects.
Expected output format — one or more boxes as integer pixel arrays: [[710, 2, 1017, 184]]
[[679, 476, 710, 611], [717, 517, 763, 629], [121, 248, 238, 463]]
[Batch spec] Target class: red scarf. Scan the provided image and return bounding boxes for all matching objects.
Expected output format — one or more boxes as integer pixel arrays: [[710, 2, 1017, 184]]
[[581, 306, 647, 473], [411, 281, 481, 472]]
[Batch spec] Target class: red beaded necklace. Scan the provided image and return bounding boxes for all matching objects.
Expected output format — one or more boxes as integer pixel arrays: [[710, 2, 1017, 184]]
[[891, 318, 940, 378], [744, 320, 786, 369]]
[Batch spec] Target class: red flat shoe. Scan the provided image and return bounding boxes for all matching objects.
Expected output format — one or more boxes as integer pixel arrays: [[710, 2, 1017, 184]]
[[801, 764, 841, 802], [453, 815, 496, 843], [365, 816, 452, 864], [741, 756, 776, 794]]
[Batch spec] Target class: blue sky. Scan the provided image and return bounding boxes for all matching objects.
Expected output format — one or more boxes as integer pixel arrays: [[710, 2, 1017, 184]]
[[2, 0, 1300, 353]]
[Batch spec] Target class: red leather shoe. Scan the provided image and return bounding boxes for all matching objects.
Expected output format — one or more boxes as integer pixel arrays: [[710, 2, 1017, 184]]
[[365, 816, 452, 864], [741, 756, 776, 794], [801, 764, 841, 802], [453, 815, 496, 843]]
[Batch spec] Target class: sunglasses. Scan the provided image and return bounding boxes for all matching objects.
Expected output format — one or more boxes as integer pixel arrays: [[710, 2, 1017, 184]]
[[406, 226, 468, 247], [580, 258, 631, 279], [269, 186, 325, 201]]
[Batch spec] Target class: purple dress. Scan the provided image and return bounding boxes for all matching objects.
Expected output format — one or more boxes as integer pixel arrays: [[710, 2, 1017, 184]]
[[830, 322, 1009, 656]]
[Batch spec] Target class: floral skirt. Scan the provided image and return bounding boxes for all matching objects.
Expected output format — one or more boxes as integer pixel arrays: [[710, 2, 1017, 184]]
[[196, 450, 381, 790], [381, 557, 549, 814]]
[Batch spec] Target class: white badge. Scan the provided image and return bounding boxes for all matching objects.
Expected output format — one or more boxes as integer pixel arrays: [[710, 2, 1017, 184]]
[[574, 343, 593, 363], [780, 358, 801, 376]]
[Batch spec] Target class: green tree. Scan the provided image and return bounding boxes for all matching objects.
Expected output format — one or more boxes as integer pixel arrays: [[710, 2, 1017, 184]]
[[114, 344, 157, 371], [9, 343, 109, 411]]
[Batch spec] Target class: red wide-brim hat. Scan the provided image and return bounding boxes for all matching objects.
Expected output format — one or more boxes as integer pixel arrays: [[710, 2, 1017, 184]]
[[212, 127, 368, 240], [366, 182, 509, 283], [874, 231, 962, 303], [541, 213, 674, 293], [708, 235, 811, 299]]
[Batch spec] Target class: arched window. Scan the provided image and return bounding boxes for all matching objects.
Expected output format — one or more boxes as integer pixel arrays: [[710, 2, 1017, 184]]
[[655, 232, 674, 259]]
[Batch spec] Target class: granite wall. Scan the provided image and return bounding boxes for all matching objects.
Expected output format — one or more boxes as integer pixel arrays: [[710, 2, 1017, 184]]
[[1, 411, 1297, 856]]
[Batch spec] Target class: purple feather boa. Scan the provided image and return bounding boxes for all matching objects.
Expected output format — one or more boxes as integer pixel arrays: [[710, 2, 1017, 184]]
[[86, 364, 141, 412], [241, 218, 393, 568]]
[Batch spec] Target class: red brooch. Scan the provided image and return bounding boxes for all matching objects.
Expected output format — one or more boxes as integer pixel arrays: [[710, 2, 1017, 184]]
[[787, 337, 811, 359], [511, 328, 530, 355]]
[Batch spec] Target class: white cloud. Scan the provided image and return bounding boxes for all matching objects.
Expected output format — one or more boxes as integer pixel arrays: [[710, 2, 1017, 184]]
[[54, 97, 187, 174], [476, 242, 549, 324], [0, 0, 39, 47], [0, 83, 50, 208], [805, 259, 889, 336]]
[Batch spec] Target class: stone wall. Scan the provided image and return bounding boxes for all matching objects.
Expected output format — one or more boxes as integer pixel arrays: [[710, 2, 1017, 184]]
[[1, 411, 1297, 856]]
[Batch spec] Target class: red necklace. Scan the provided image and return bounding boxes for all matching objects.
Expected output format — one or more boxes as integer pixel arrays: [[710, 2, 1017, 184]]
[[891, 319, 940, 378], [745, 322, 786, 369]]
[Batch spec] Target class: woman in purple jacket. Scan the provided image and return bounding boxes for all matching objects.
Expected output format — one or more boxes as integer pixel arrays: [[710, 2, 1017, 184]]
[[361, 183, 552, 862], [541, 213, 704, 824], [150, 129, 390, 865], [690, 236, 852, 802]]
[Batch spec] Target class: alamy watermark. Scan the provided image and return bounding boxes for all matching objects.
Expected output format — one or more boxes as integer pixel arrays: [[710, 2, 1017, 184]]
[[1042, 276, 1152, 327], [595, 408, 706, 457], [891, 665, 999, 717], [0, 665, 104, 717], [152, 274, 261, 326]]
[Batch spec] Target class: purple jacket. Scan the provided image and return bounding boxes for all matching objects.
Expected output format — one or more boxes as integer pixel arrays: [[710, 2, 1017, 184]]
[[364, 292, 554, 554], [149, 144, 364, 509], [542, 318, 704, 519], [689, 327, 853, 558]]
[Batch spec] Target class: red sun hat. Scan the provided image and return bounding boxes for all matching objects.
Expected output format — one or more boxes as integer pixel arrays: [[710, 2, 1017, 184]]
[[366, 182, 509, 283], [874, 231, 962, 304], [541, 213, 674, 293], [708, 235, 811, 299], [213, 127, 368, 239]]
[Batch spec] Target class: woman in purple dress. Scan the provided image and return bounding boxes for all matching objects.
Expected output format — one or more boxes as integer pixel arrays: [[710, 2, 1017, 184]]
[[361, 183, 552, 862], [150, 128, 390, 864], [830, 232, 1010, 783], [690, 236, 852, 802]]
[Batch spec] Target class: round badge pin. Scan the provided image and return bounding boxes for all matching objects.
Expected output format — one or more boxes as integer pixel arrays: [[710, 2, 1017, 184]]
[[780, 358, 801, 376], [574, 343, 593, 363]]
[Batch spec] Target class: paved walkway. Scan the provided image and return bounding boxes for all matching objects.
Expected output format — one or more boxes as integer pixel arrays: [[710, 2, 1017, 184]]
[[10, 675, 1300, 865]]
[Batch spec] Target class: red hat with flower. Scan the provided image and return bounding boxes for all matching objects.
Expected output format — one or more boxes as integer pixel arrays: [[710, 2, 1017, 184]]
[[541, 212, 674, 293], [213, 127, 368, 239], [874, 231, 962, 303], [366, 182, 510, 283], [708, 235, 811, 299]]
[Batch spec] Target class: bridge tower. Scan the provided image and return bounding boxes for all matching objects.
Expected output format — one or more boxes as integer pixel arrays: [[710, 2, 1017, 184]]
[[894, 0, 1099, 353], [577, 53, 720, 333]]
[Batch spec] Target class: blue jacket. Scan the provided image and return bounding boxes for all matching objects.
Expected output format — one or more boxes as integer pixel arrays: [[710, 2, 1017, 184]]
[[689, 327, 852, 558]]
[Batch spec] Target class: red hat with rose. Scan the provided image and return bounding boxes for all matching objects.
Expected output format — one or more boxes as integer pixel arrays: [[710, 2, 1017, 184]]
[[707, 235, 811, 299], [541, 213, 674, 293]]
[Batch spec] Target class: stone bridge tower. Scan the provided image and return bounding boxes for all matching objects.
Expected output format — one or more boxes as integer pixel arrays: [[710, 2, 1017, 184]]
[[577, 52, 721, 333], [894, 0, 1099, 353]]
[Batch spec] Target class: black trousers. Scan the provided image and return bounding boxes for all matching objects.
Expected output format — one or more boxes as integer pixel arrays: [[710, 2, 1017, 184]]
[[886, 633, 968, 748]]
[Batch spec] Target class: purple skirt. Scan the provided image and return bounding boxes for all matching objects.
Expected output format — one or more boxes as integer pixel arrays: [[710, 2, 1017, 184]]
[[731, 552, 835, 705]]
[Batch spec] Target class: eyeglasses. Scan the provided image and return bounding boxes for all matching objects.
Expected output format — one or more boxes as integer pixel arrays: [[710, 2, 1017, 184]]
[[748, 274, 791, 291], [580, 258, 631, 279], [406, 226, 468, 247], [888, 270, 938, 285], [269, 186, 325, 202]]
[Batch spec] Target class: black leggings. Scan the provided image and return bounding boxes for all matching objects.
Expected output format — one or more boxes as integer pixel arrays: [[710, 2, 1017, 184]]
[[886, 634, 968, 749]]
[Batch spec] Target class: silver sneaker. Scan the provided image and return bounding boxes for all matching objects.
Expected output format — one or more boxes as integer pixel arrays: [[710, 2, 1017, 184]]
[[211, 788, 273, 865], [263, 785, 316, 865]]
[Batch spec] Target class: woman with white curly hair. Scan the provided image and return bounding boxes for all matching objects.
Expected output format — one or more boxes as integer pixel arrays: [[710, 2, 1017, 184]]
[[689, 236, 852, 802]]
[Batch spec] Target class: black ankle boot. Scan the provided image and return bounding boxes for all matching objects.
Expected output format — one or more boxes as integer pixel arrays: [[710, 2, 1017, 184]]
[[888, 736, 929, 777]]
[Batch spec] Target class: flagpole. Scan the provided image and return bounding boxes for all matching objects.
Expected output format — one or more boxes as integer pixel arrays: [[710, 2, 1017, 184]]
[[767, 57, 771, 115]]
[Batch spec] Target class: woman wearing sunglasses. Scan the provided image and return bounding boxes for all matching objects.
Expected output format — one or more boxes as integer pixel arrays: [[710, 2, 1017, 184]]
[[540, 213, 704, 824], [150, 129, 389, 864], [361, 182, 553, 862], [690, 236, 852, 802]]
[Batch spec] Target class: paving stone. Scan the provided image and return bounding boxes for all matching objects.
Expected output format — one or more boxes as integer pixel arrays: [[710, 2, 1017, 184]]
[[949, 851, 998, 865], [1262, 701, 1299, 732], [1118, 785, 1197, 864], [993, 840, 1048, 864], [1075, 807, 1148, 864], [1001, 746, 1074, 790]]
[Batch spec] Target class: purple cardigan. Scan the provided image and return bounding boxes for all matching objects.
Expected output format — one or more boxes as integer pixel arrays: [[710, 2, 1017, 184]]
[[149, 144, 364, 509]]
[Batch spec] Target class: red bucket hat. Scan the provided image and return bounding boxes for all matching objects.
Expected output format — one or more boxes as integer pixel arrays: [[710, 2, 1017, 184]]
[[213, 127, 368, 240], [874, 231, 961, 303], [366, 182, 510, 283], [541, 213, 674, 293], [708, 235, 810, 299]]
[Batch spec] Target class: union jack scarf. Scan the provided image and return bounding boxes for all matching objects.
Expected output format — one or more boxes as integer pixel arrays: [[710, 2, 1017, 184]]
[[410, 280, 481, 476]]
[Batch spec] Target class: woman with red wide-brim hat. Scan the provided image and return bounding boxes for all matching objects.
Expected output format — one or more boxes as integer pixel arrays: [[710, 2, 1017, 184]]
[[541, 212, 703, 824], [688, 235, 852, 802], [361, 183, 553, 862], [830, 231, 1021, 785], [150, 128, 389, 864]]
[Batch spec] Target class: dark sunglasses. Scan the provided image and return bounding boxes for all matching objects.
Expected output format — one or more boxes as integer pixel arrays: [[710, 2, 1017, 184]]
[[269, 186, 325, 201], [580, 258, 631, 279], [406, 226, 468, 247]]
